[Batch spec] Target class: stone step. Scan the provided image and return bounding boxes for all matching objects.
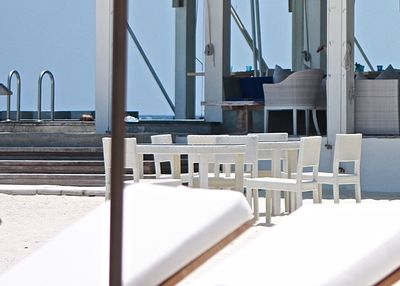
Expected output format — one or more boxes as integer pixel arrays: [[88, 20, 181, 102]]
[[0, 173, 105, 186], [0, 160, 104, 174], [0, 147, 103, 160]]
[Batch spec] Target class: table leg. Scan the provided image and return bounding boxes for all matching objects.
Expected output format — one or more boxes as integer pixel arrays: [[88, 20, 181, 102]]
[[234, 154, 244, 192], [198, 156, 209, 189], [138, 154, 144, 179], [287, 150, 298, 213], [171, 154, 181, 179]]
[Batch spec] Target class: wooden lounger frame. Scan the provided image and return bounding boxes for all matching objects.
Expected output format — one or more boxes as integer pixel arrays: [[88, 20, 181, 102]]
[[376, 266, 400, 286], [161, 219, 255, 285]]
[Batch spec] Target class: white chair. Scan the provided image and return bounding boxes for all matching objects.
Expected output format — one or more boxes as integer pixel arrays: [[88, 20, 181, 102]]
[[151, 134, 190, 184], [186, 135, 224, 186], [102, 137, 181, 198], [150, 134, 173, 179], [244, 136, 322, 223], [249, 132, 289, 177], [263, 69, 324, 136], [187, 134, 255, 190], [216, 134, 258, 180], [316, 133, 362, 203], [248, 133, 290, 217]]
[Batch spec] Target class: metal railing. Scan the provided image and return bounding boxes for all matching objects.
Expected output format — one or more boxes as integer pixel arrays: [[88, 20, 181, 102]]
[[7, 70, 21, 121], [230, 5, 268, 74], [37, 70, 55, 121], [126, 22, 175, 113]]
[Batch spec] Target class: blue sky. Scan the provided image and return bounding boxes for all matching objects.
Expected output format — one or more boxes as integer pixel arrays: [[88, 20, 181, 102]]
[[0, 1, 399, 117]]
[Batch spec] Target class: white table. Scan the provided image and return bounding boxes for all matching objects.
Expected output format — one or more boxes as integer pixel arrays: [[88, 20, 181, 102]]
[[136, 144, 246, 191], [257, 141, 301, 215]]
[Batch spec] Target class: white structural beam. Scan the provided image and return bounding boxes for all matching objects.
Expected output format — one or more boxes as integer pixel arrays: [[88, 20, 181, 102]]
[[292, 0, 326, 71], [292, 0, 304, 71], [204, 0, 231, 122], [326, 0, 355, 142], [305, 0, 323, 69], [175, 0, 196, 119], [95, 0, 113, 133]]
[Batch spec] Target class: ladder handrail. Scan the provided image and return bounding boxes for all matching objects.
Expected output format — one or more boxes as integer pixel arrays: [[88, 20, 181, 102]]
[[37, 70, 55, 121], [7, 70, 22, 121]]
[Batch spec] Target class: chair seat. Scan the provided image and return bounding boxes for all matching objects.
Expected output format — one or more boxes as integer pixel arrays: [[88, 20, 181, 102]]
[[244, 177, 317, 192], [125, 178, 182, 187], [301, 172, 359, 185], [154, 173, 190, 183]]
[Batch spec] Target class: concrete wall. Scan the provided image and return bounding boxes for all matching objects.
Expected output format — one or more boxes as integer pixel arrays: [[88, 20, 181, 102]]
[[320, 137, 400, 193]]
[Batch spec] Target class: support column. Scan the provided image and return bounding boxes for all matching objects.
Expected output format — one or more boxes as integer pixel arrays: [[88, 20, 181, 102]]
[[204, 0, 231, 122], [95, 0, 113, 133], [292, 0, 304, 71], [175, 0, 196, 119], [305, 0, 323, 69], [326, 0, 355, 141]]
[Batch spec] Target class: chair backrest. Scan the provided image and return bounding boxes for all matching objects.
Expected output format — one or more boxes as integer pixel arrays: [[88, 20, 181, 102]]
[[187, 134, 228, 162], [249, 132, 288, 142], [296, 136, 322, 181], [263, 69, 324, 108], [249, 133, 289, 162], [332, 133, 362, 175], [125, 138, 140, 182], [216, 135, 258, 165], [187, 135, 228, 175], [151, 134, 173, 178], [102, 137, 140, 183], [187, 134, 225, 144]]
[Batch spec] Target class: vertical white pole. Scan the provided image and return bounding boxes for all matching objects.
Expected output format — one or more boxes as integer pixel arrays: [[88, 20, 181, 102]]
[[204, 0, 231, 122], [326, 0, 355, 142], [95, 0, 113, 133]]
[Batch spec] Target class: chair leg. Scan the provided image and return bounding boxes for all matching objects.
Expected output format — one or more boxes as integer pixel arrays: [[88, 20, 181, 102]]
[[252, 189, 259, 220], [295, 192, 303, 209], [245, 187, 252, 206], [292, 109, 297, 136], [305, 110, 310, 136], [284, 191, 290, 212], [318, 184, 323, 203], [312, 109, 321, 136], [264, 109, 269, 132], [355, 183, 362, 203], [105, 183, 111, 201], [287, 192, 297, 212], [312, 189, 319, 204], [265, 190, 272, 224], [105, 169, 111, 201], [333, 184, 340, 204], [188, 162, 194, 187]]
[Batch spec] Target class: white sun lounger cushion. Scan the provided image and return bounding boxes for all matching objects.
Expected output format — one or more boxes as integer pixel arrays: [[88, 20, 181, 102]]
[[185, 202, 400, 285], [0, 183, 253, 286]]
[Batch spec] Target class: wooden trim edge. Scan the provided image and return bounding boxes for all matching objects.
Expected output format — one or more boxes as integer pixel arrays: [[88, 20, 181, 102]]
[[375, 266, 400, 286], [160, 218, 255, 286]]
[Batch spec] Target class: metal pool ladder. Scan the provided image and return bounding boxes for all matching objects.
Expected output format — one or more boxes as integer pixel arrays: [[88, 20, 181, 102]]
[[7, 70, 21, 121], [37, 70, 55, 121]]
